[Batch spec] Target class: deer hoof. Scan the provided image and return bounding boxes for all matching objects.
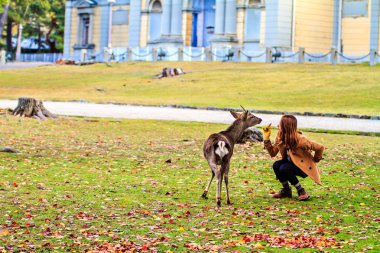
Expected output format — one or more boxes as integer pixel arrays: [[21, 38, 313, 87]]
[[201, 192, 208, 199], [227, 200, 232, 205], [217, 201, 221, 207]]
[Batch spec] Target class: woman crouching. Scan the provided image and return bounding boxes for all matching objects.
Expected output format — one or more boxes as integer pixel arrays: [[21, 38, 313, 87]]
[[263, 115, 325, 201]]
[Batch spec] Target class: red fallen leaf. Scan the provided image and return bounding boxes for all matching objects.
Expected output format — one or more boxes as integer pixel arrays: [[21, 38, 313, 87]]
[[185, 211, 191, 216], [141, 245, 148, 251], [247, 189, 253, 193], [316, 226, 325, 235], [12, 182, 18, 187], [244, 180, 249, 184], [169, 219, 174, 224], [331, 228, 340, 234], [243, 236, 252, 243], [248, 221, 254, 226], [163, 214, 171, 218], [127, 212, 133, 216], [160, 237, 166, 242]]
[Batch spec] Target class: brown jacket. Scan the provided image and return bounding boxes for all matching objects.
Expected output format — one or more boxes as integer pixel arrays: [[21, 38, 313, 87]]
[[264, 132, 325, 185]]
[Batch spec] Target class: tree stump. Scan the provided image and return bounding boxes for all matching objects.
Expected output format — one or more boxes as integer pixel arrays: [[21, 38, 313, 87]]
[[12, 97, 57, 120]]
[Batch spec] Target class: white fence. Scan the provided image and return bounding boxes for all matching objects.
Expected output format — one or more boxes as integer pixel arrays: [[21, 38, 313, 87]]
[[19, 53, 64, 63], [106, 47, 377, 65], [13, 47, 378, 66]]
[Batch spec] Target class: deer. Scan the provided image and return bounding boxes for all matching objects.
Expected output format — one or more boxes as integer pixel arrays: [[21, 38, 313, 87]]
[[202, 107, 262, 207]]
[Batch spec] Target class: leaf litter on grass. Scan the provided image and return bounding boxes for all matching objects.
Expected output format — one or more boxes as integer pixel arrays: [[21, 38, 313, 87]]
[[0, 117, 379, 252]]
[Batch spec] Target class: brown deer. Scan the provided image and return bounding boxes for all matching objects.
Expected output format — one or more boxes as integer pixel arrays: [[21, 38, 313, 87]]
[[202, 107, 262, 207]]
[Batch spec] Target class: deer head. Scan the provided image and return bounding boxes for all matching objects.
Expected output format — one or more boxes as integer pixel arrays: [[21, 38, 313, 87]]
[[230, 106, 262, 127]]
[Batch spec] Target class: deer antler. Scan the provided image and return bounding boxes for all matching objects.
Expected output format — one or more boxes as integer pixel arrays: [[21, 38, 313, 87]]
[[240, 105, 247, 112]]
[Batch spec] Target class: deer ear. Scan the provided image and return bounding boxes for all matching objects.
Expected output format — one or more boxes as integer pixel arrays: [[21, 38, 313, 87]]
[[230, 111, 240, 119]]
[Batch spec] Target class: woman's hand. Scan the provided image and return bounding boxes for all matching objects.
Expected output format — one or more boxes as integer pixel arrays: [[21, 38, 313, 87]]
[[263, 123, 272, 141]]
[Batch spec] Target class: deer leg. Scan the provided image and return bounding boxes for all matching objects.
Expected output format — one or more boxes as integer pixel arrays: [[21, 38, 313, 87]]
[[223, 162, 231, 205], [201, 170, 215, 199], [224, 173, 231, 205], [216, 170, 223, 207]]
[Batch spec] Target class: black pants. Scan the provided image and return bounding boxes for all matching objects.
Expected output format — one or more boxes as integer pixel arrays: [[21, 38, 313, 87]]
[[272, 159, 307, 185]]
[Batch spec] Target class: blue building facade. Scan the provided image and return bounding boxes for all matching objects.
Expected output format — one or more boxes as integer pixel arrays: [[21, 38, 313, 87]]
[[64, 0, 380, 61]]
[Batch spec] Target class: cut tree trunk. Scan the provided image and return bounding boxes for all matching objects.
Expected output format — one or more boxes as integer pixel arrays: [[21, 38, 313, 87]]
[[13, 97, 57, 120]]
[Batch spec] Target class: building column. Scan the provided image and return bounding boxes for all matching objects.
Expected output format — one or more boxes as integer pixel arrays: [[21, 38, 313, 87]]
[[171, 0, 182, 37], [370, 0, 380, 51], [129, 0, 142, 47], [214, 0, 226, 35], [89, 13, 94, 45], [63, 1, 73, 58], [236, 5, 246, 44], [99, 4, 110, 55], [224, 0, 237, 36], [161, 0, 172, 36], [332, 0, 342, 51]]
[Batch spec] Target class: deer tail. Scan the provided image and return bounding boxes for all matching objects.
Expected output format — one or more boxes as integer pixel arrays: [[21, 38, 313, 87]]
[[215, 141, 229, 158]]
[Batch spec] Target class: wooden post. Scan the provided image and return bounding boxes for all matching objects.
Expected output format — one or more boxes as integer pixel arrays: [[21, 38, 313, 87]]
[[80, 49, 87, 62], [298, 47, 305, 64], [126, 48, 132, 61], [103, 47, 109, 63], [369, 49, 377, 66], [234, 48, 241, 62], [205, 48, 212, 62], [178, 47, 183, 61], [331, 48, 337, 65], [266, 47, 272, 63], [152, 48, 158, 61]]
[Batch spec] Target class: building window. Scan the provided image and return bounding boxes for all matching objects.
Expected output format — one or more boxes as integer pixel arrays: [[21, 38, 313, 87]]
[[245, 2, 261, 42], [248, 0, 264, 7], [343, 0, 368, 18], [152, 0, 162, 11], [148, 0, 162, 41], [80, 14, 90, 45]]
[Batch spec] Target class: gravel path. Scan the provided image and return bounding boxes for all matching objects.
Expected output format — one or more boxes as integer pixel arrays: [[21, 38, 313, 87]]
[[0, 100, 379, 133], [0, 62, 53, 70]]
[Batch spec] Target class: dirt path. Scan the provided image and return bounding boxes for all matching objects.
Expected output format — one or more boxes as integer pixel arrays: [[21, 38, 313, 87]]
[[0, 100, 379, 133], [0, 62, 53, 70]]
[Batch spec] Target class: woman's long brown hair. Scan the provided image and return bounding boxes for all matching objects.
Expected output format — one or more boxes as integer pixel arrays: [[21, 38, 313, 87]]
[[279, 115, 298, 150]]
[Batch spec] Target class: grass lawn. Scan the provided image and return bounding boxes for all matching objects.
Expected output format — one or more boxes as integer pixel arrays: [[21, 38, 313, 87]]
[[0, 115, 379, 252], [0, 62, 379, 115]]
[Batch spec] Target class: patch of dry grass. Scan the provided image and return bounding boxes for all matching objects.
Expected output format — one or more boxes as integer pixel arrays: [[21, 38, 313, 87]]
[[0, 62, 379, 115]]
